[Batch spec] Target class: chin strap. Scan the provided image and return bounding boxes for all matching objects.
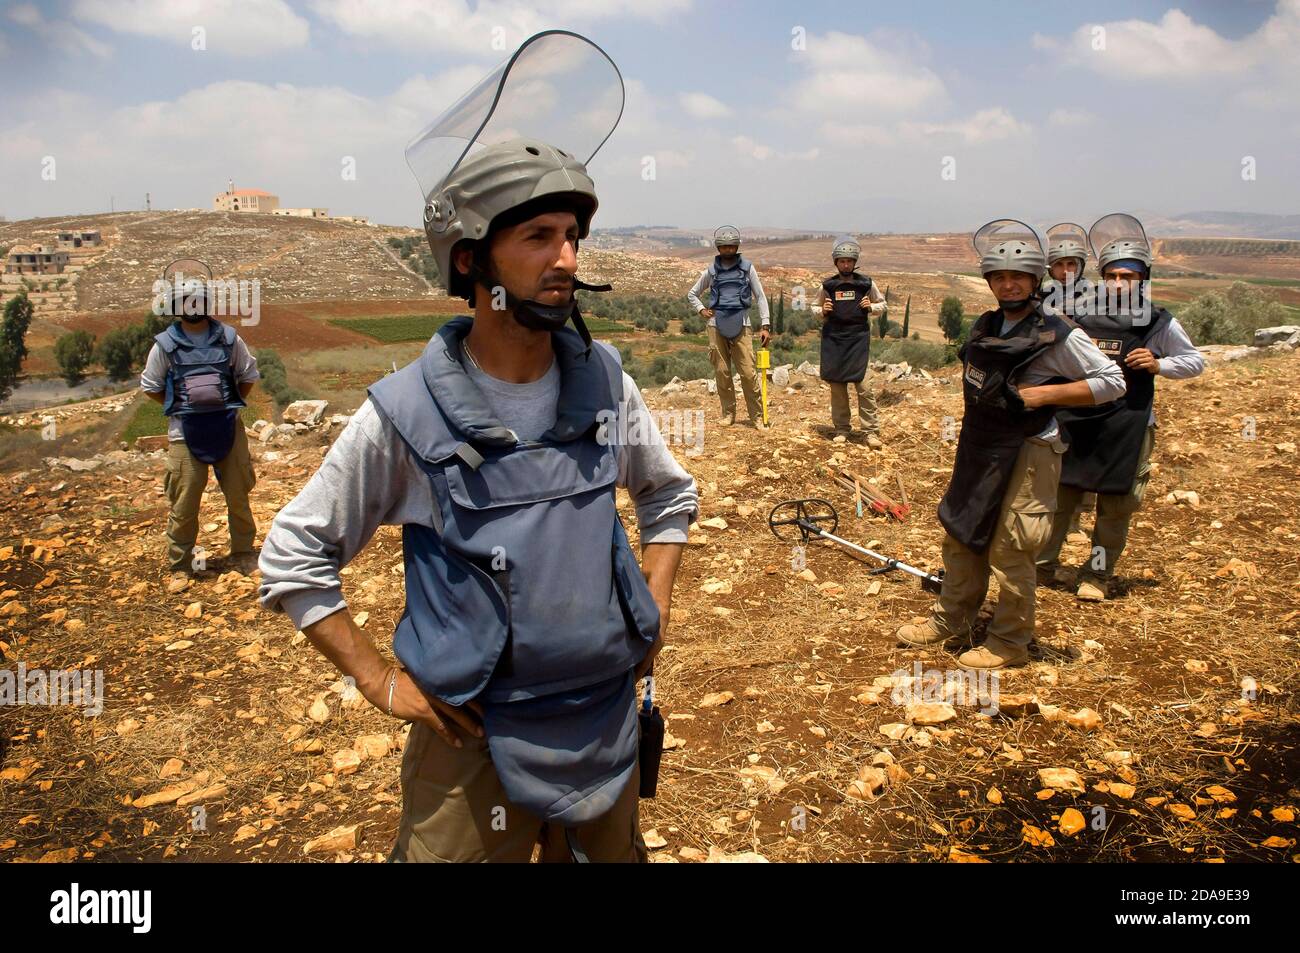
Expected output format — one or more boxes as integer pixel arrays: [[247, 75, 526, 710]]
[[469, 266, 613, 355]]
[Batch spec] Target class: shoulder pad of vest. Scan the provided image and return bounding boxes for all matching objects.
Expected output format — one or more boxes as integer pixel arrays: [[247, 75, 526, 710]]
[[154, 328, 177, 352]]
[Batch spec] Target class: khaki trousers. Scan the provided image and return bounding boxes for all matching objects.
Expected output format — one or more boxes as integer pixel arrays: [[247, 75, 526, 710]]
[[163, 423, 257, 571], [828, 373, 880, 433], [931, 440, 1061, 650], [707, 325, 763, 421], [1038, 426, 1155, 583], [388, 721, 648, 863]]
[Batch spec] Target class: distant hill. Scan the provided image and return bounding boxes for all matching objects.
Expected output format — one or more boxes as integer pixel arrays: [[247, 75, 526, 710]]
[[0, 211, 434, 313], [1143, 211, 1300, 241]]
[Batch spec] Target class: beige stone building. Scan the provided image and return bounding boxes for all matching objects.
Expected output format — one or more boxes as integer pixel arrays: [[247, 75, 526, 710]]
[[213, 187, 280, 213], [273, 207, 328, 219], [5, 244, 70, 275]]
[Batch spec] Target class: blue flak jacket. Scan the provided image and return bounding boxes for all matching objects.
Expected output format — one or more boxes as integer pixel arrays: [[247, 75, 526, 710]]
[[154, 319, 246, 417], [367, 316, 662, 826]]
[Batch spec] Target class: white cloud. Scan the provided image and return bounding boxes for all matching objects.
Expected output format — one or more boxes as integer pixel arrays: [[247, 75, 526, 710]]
[[787, 30, 947, 117], [309, 0, 691, 54], [906, 108, 1030, 143], [821, 107, 1030, 146], [1035, 2, 1300, 80], [72, 0, 309, 55], [679, 92, 732, 120], [8, 3, 112, 58], [1047, 108, 1096, 127], [729, 135, 819, 162]]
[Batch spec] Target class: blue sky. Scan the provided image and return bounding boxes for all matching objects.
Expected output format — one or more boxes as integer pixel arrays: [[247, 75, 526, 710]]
[[2, 0, 1297, 233]]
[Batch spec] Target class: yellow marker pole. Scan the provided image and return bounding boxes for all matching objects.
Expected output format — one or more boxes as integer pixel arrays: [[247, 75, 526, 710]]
[[757, 348, 770, 426]]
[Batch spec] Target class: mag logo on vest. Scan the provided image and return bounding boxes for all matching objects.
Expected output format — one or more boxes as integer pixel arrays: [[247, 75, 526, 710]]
[[150, 271, 261, 326]]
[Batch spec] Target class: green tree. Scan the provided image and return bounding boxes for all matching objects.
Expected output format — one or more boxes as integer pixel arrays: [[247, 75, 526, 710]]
[[1178, 281, 1291, 345], [902, 295, 911, 337], [96, 328, 137, 382], [0, 292, 34, 402], [939, 296, 965, 342], [877, 308, 890, 339], [2, 292, 33, 366], [774, 288, 785, 334], [54, 329, 97, 386]]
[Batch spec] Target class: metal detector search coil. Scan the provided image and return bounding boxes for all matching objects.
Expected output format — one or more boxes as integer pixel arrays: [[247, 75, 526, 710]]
[[768, 498, 944, 593]]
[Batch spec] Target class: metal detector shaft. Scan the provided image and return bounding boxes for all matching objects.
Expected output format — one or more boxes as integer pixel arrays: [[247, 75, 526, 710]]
[[768, 498, 944, 592], [799, 519, 942, 590]]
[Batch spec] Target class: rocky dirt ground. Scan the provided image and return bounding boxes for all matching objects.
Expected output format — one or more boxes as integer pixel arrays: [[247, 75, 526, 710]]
[[0, 343, 1296, 863]]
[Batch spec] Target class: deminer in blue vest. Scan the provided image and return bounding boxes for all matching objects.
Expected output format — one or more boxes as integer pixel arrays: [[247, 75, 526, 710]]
[[810, 236, 885, 448], [687, 226, 772, 430], [894, 220, 1124, 669], [257, 32, 698, 862], [1037, 213, 1204, 601], [140, 263, 260, 580]]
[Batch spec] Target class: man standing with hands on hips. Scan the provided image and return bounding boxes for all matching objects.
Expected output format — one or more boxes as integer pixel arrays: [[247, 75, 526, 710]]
[[687, 225, 771, 430], [258, 33, 698, 863]]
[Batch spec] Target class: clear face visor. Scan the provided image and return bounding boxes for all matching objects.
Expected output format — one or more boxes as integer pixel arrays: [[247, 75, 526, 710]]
[[1047, 222, 1088, 259], [1089, 213, 1149, 262], [973, 218, 1044, 260], [404, 30, 624, 202]]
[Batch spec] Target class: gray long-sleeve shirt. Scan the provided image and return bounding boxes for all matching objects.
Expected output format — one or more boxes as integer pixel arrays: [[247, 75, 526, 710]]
[[257, 359, 699, 632], [687, 261, 771, 326], [1143, 316, 1204, 426]]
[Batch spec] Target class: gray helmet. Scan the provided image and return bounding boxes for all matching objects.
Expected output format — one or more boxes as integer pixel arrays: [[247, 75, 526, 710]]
[[832, 236, 861, 262], [974, 219, 1046, 280], [422, 138, 598, 299], [1046, 222, 1089, 267], [1090, 213, 1152, 275], [714, 225, 741, 248]]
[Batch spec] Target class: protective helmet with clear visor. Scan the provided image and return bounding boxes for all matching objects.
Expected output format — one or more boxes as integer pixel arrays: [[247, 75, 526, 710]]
[[714, 225, 741, 249], [404, 31, 624, 301], [832, 237, 861, 262], [1090, 213, 1152, 275], [1046, 222, 1089, 267], [974, 219, 1046, 280]]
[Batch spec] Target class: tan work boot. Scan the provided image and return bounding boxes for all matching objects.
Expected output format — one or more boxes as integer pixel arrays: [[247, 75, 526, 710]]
[[865, 432, 883, 450], [1076, 579, 1107, 602], [753, 419, 770, 432], [720, 413, 735, 427], [896, 619, 952, 647], [958, 637, 1029, 670]]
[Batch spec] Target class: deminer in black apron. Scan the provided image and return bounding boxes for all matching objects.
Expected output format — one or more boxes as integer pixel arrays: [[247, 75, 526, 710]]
[[1038, 213, 1205, 601], [812, 236, 884, 448], [895, 220, 1125, 669]]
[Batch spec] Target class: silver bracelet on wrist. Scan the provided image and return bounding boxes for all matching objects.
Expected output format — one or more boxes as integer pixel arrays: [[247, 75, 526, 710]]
[[386, 668, 398, 717]]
